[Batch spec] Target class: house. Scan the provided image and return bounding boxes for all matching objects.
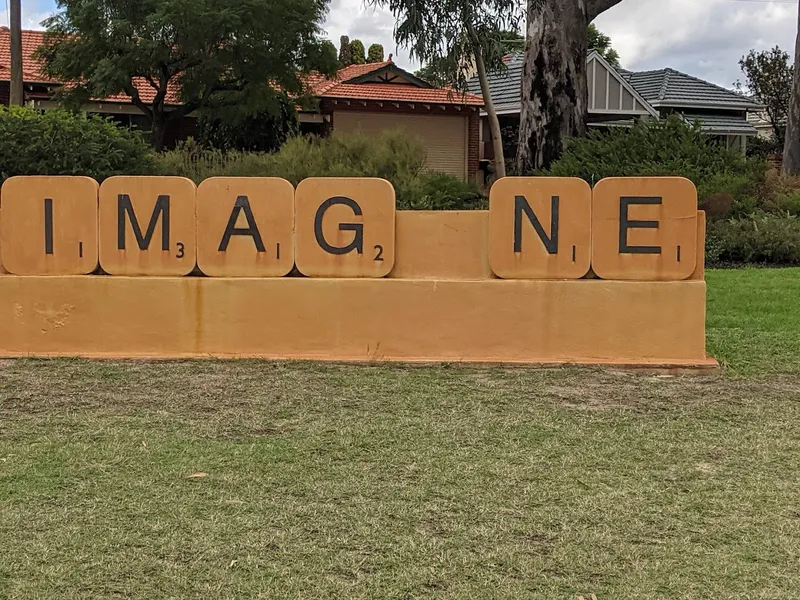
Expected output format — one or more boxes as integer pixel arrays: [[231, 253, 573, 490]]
[[467, 50, 763, 172], [0, 27, 192, 146], [302, 61, 483, 180], [0, 27, 484, 181]]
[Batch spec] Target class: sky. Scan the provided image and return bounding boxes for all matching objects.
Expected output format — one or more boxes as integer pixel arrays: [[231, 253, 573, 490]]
[[8, 0, 799, 89]]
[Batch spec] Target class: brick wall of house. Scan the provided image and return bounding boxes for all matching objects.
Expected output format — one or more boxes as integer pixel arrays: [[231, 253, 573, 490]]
[[467, 112, 480, 183], [0, 81, 10, 106]]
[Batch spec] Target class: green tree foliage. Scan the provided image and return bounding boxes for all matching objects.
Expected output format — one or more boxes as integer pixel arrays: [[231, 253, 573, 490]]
[[0, 106, 156, 181], [417, 24, 618, 86], [350, 39, 366, 65], [372, 0, 521, 179], [197, 94, 299, 152], [587, 23, 620, 66], [737, 46, 793, 144], [367, 43, 385, 63], [415, 60, 450, 87], [339, 35, 353, 66], [36, 0, 337, 150]]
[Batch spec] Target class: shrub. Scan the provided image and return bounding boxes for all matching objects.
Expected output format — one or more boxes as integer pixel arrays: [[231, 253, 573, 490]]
[[549, 115, 767, 217], [156, 130, 487, 210], [397, 172, 487, 210], [0, 106, 156, 181], [747, 133, 785, 158], [707, 214, 800, 266]]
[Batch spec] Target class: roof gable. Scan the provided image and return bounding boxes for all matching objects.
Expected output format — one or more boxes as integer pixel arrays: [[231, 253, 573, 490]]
[[344, 63, 433, 88], [587, 51, 658, 117]]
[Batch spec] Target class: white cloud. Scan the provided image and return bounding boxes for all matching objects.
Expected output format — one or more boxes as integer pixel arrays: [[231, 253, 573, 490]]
[[322, 0, 420, 70], [326, 0, 797, 87], [20, 0, 800, 87], [0, 9, 51, 29], [594, 0, 796, 86]]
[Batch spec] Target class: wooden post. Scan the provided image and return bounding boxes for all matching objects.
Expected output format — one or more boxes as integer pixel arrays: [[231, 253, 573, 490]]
[[9, 0, 24, 106]]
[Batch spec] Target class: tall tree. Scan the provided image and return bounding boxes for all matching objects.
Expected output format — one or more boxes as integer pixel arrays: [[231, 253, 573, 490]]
[[737, 47, 792, 145], [785, 3, 800, 175], [350, 39, 366, 65], [516, 0, 625, 173], [339, 35, 353, 66], [367, 43, 385, 63], [37, 0, 337, 150], [373, 0, 521, 180], [588, 23, 619, 66]]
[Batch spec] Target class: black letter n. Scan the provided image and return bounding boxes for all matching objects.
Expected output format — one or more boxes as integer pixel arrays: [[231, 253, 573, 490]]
[[118, 194, 170, 251], [514, 195, 559, 254]]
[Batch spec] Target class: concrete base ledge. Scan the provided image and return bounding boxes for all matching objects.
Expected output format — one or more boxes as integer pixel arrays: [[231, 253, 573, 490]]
[[0, 277, 708, 365]]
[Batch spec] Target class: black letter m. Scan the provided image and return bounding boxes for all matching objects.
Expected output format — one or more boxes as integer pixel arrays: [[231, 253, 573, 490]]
[[118, 194, 170, 251]]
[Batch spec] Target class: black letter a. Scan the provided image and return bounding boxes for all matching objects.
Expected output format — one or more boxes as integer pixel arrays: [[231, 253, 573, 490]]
[[218, 196, 266, 252]]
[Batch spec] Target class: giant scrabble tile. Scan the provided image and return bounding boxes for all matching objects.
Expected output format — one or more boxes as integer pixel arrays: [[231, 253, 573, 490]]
[[99, 176, 196, 276], [294, 177, 395, 278], [489, 177, 591, 279], [196, 177, 294, 277], [1, 176, 99, 275], [592, 177, 697, 281]]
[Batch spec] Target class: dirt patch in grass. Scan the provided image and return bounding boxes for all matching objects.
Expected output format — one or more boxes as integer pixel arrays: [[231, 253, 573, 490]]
[[1, 359, 799, 599]]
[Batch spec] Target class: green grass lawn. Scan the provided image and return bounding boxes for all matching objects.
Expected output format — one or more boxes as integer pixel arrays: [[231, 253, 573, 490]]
[[1, 269, 799, 599], [707, 267, 800, 375]]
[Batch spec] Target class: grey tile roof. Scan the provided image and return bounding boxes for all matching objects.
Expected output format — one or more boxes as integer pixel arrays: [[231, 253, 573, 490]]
[[619, 68, 761, 109], [466, 53, 524, 109], [679, 113, 757, 135], [468, 56, 762, 113]]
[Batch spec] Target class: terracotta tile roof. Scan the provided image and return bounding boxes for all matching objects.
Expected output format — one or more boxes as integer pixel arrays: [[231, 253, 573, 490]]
[[306, 61, 483, 106], [1, 29, 481, 108], [0, 27, 181, 104], [322, 82, 483, 105], [0, 27, 53, 82]]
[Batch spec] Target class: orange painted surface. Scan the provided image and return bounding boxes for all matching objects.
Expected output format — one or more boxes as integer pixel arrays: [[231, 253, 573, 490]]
[[489, 177, 592, 279], [690, 211, 706, 281], [1, 176, 99, 275], [592, 177, 698, 281], [99, 176, 197, 276], [196, 177, 295, 277], [390, 211, 492, 280], [0, 277, 707, 363], [294, 178, 395, 277]]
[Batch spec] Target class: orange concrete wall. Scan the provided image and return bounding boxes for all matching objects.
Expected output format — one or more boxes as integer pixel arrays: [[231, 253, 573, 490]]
[[390, 211, 492, 280], [0, 175, 711, 366], [0, 277, 707, 364]]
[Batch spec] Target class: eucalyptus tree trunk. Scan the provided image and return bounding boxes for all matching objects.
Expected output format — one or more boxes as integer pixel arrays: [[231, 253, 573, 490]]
[[783, 1, 800, 175], [516, 0, 624, 173], [475, 49, 507, 179], [467, 25, 506, 180]]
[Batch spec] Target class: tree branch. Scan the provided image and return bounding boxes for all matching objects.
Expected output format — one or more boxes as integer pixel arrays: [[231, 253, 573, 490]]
[[587, 0, 624, 22], [152, 63, 171, 109], [123, 80, 152, 119]]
